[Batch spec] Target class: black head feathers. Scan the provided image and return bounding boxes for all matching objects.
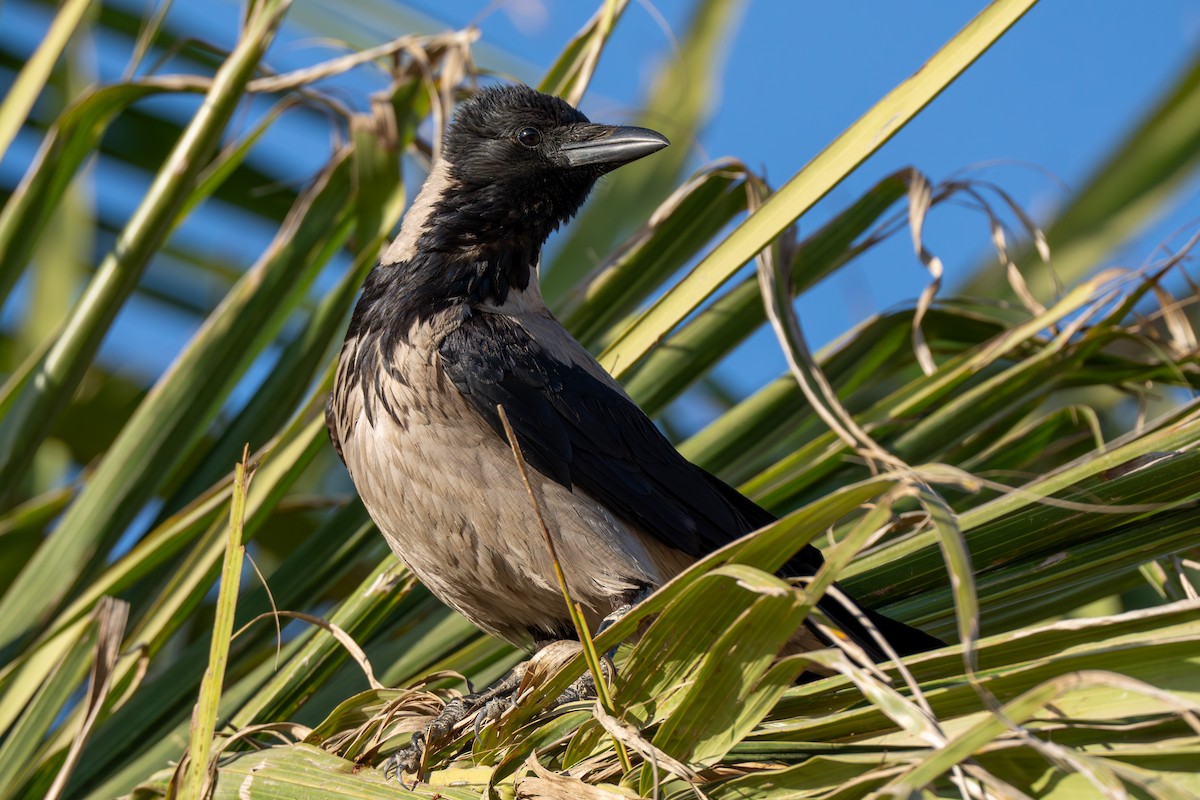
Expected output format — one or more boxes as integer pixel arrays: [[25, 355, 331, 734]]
[[347, 84, 668, 342], [428, 84, 668, 253], [444, 84, 591, 172]]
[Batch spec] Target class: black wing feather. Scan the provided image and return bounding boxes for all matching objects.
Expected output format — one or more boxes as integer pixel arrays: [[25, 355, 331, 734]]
[[439, 313, 945, 659], [439, 313, 821, 570]]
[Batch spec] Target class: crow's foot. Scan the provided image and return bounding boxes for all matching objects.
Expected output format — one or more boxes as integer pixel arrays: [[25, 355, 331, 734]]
[[382, 641, 610, 783]]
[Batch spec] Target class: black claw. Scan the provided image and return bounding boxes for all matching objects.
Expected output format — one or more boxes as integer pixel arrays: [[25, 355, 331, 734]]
[[383, 730, 424, 786], [472, 696, 512, 741], [472, 708, 488, 741], [381, 651, 611, 779], [381, 680, 519, 780]]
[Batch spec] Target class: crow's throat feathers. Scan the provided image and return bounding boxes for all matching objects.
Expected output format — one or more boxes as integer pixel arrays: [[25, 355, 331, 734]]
[[349, 158, 545, 342]]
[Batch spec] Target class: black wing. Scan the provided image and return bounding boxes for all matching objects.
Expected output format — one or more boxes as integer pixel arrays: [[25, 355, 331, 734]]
[[440, 312, 944, 659], [438, 312, 825, 576]]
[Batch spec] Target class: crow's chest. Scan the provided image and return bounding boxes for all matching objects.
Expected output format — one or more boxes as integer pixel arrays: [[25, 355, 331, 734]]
[[327, 322, 657, 646]]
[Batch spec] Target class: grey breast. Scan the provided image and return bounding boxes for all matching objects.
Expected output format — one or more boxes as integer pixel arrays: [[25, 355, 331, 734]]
[[329, 307, 669, 648]]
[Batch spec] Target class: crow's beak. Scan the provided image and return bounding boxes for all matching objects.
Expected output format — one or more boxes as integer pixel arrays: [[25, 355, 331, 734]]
[[558, 125, 670, 169]]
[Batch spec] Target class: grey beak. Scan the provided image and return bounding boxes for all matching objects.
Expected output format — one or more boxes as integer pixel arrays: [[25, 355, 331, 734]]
[[558, 125, 670, 169]]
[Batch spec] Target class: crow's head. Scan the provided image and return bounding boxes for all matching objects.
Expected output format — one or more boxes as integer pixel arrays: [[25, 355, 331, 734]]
[[424, 84, 669, 254]]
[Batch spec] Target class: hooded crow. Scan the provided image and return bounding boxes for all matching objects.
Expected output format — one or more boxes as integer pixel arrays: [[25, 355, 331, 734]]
[[327, 83, 941, 707]]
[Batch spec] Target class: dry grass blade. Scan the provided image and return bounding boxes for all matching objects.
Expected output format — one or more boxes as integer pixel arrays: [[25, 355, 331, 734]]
[[1172, 556, 1200, 600], [753, 179, 905, 475], [827, 648, 942, 746], [246, 29, 480, 95], [496, 404, 632, 774], [563, 0, 625, 107], [211, 721, 314, 760], [496, 405, 570, 599], [1150, 283, 1199, 356], [977, 180, 1052, 316], [314, 679, 456, 759], [518, 756, 634, 800], [45, 597, 130, 800], [105, 641, 150, 716], [907, 171, 945, 376], [591, 701, 707, 800], [940, 174, 1056, 319], [241, 551, 281, 669], [819, 582, 932, 711], [123, 0, 173, 79], [233, 611, 384, 691]]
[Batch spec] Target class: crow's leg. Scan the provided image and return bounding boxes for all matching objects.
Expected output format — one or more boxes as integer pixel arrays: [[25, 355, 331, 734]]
[[383, 664, 526, 781], [382, 641, 609, 782]]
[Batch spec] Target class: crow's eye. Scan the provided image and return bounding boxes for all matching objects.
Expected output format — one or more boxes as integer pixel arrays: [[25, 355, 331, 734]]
[[517, 127, 542, 148]]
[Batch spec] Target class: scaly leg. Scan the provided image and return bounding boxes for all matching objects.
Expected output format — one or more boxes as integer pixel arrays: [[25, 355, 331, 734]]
[[383, 640, 610, 782]]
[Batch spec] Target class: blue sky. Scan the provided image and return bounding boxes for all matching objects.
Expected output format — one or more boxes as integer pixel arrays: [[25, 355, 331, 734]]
[[5, 0, 1200, 413]]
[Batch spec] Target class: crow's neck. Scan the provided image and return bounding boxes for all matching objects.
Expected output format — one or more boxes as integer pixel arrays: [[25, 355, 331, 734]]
[[380, 157, 572, 267], [350, 159, 566, 342], [347, 234, 545, 346], [420, 241, 541, 309]]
